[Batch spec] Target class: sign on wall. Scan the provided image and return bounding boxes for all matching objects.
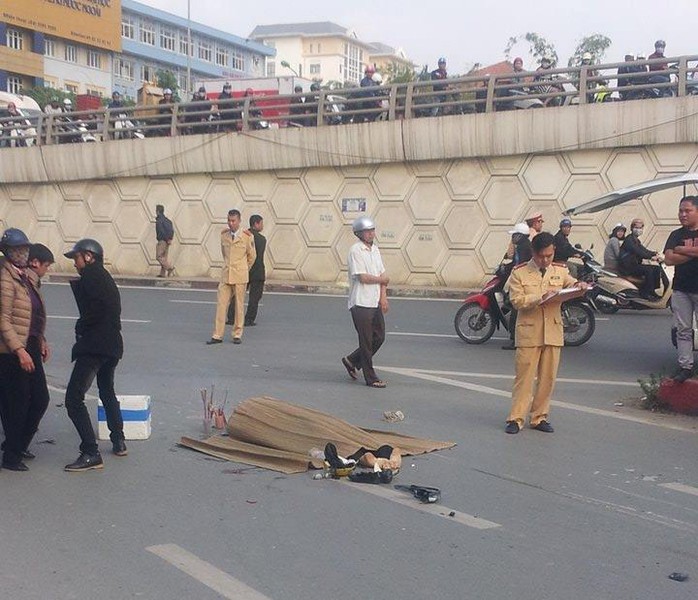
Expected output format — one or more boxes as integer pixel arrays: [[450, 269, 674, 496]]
[[2, 0, 122, 51]]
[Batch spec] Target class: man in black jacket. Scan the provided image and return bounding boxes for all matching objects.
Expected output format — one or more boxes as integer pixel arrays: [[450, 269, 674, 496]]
[[63, 239, 126, 472], [155, 204, 175, 277], [619, 218, 661, 299], [227, 214, 266, 327]]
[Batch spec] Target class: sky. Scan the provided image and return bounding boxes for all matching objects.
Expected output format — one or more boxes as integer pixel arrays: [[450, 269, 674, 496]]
[[140, 0, 696, 73]]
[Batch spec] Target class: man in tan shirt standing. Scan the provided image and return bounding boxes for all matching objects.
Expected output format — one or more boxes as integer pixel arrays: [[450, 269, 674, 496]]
[[206, 209, 256, 345]]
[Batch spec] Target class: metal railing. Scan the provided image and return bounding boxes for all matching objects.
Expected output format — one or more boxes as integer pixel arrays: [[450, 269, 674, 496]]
[[1, 54, 697, 147]]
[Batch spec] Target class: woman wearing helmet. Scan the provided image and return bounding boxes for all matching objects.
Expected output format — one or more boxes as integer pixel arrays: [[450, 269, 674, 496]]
[[0, 228, 51, 471], [603, 223, 626, 272], [341, 217, 390, 388]]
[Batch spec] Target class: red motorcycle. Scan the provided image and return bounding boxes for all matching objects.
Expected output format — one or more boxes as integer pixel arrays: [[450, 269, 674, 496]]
[[453, 273, 596, 346]]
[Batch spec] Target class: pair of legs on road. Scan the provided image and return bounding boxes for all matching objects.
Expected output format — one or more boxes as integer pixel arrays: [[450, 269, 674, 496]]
[[0, 336, 50, 470], [65, 355, 126, 470], [343, 306, 386, 387], [226, 280, 264, 326], [506, 345, 560, 433], [211, 282, 246, 343], [672, 290, 698, 382], [156, 240, 175, 277]]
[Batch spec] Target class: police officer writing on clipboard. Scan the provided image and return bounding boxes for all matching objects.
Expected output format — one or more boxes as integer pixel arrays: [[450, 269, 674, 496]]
[[504, 232, 589, 434]]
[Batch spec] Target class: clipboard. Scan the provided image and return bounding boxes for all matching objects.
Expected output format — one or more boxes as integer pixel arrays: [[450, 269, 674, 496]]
[[538, 286, 586, 306]]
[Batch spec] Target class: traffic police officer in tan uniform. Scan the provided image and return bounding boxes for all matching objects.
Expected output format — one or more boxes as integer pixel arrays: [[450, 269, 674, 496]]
[[206, 209, 256, 345], [505, 231, 589, 434]]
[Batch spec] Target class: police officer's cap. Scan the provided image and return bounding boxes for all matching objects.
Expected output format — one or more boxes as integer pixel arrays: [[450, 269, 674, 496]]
[[64, 238, 103, 259]]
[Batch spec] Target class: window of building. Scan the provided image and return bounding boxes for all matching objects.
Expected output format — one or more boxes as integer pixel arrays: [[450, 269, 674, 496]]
[[266, 61, 276, 77], [87, 50, 101, 69], [140, 21, 156, 46], [231, 49, 244, 71], [344, 43, 361, 82], [309, 43, 313, 54], [65, 45, 78, 63], [65, 83, 79, 95], [44, 38, 55, 58], [114, 58, 134, 81], [7, 76, 22, 94], [43, 77, 58, 89], [180, 34, 192, 56], [309, 63, 321, 74], [6, 28, 23, 51], [198, 40, 212, 62], [122, 16, 134, 39], [86, 87, 104, 97], [215, 47, 228, 67], [160, 27, 175, 52], [141, 64, 156, 83]]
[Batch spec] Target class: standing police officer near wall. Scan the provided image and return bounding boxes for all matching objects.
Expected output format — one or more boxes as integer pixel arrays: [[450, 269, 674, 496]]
[[63, 239, 126, 472]]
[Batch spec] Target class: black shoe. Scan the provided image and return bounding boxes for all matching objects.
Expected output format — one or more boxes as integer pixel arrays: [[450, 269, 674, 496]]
[[533, 420, 554, 433], [2, 460, 29, 472], [64, 453, 104, 472], [232, 337, 242, 345], [112, 439, 128, 457], [504, 421, 520, 434], [206, 338, 223, 345], [501, 341, 515, 350], [21, 450, 35, 460], [244, 321, 256, 326], [673, 368, 693, 384]]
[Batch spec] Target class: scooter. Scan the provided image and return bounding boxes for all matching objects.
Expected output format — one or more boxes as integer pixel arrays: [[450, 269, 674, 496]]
[[113, 112, 145, 140], [454, 271, 596, 346], [56, 115, 97, 143], [572, 245, 672, 313]]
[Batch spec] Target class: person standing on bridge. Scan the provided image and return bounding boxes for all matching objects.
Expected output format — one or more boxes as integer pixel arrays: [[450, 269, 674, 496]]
[[341, 216, 390, 388], [504, 232, 588, 434]]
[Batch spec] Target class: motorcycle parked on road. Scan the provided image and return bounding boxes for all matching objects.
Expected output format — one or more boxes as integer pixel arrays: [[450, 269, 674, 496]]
[[454, 271, 596, 346]]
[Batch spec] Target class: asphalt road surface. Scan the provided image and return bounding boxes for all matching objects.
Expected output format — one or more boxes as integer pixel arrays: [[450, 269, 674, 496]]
[[1, 283, 696, 600]]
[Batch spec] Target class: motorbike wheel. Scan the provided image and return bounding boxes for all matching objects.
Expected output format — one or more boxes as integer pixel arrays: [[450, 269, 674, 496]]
[[597, 303, 619, 315], [454, 302, 496, 344], [562, 302, 595, 347]]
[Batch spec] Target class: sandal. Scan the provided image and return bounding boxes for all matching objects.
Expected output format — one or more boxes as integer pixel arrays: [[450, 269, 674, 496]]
[[341, 357, 358, 380], [368, 380, 387, 388]]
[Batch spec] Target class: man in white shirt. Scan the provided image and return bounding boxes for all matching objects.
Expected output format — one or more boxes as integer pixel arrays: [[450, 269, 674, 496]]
[[341, 216, 390, 388]]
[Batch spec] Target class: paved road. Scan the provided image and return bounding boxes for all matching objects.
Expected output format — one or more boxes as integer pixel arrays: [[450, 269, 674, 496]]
[[1, 283, 696, 600]]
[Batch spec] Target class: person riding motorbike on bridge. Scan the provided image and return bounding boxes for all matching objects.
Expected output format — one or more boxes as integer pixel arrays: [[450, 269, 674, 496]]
[[430, 57, 449, 114], [618, 218, 663, 300], [648, 40, 668, 75], [217, 82, 238, 132]]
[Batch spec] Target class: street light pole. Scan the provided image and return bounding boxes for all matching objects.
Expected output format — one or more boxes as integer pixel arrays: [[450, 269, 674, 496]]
[[186, 0, 191, 94], [280, 60, 299, 77]]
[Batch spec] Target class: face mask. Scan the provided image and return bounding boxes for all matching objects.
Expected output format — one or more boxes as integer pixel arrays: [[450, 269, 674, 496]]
[[632, 228, 643, 237]]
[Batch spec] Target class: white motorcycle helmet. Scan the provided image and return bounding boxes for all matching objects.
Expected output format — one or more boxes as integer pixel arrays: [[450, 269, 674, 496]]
[[372, 72, 383, 84], [352, 216, 376, 237]]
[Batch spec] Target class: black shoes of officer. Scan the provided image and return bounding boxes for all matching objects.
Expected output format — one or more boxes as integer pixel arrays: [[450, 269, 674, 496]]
[[21, 450, 35, 460], [64, 452, 104, 472], [206, 338, 222, 345], [533, 420, 555, 433], [244, 320, 256, 326], [112, 439, 128, 457], [2, 460, 29, 472], [504, 421, 520, 434], [233, 337, 242, 345], [673, 368, 693, 383]]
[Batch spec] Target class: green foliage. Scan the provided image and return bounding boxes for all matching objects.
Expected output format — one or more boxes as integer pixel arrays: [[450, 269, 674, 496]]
[[567, 34, 613, 67], [384, 62, 416, 84], [638, 372, 671, 412], [156, 69, 180, 101], [22, 87, 74, 109], [505, 33, 558, 67]]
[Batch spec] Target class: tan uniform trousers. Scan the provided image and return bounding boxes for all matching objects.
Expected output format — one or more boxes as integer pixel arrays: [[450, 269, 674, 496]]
[[156, 240, 172, 275], [212, 282, 246, 340], [508, 345, 561, 427]]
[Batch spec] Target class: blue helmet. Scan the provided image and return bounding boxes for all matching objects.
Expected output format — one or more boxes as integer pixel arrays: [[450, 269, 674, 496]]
[[0, 227, 30, 250]]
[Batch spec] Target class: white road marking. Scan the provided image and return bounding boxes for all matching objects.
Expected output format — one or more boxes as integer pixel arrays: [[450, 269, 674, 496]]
[[170, 299, 217, 305], [342, 481, 501, 530], [146, 544, 273, 600], [389, 331, 459, 339], [378, 366, 698, 433], [659, 483, 698, 497], [48, 315, 151, 324]]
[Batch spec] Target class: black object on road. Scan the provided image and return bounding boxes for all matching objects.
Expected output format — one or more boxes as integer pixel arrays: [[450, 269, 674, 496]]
[[394, 484, 441, 504]]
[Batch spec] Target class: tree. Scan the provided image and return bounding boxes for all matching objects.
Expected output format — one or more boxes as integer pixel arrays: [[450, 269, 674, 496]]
[[22, 87, 74, 110], [567, 34, 612, 67], [156, 69, 180, 100], [384, 62, 416, 84], [504, 32, 559, 67]]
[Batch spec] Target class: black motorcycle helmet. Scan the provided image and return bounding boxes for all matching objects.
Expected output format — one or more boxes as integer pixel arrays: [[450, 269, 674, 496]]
[[64, 238, 104, 260]]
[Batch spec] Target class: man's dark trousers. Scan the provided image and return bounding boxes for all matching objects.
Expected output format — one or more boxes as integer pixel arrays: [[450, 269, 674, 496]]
[[65, 355, 123, 455], [245, 280, 264, 324], [347, 306, 385, 384]]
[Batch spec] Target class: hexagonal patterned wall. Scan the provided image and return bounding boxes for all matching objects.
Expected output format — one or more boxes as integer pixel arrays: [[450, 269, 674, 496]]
[[1, 143, 696, 287]]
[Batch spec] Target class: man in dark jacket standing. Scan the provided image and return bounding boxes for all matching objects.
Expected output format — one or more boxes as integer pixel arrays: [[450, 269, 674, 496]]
[[155, 204, 175, 277], [227, 214, 266, 327], [63, 239, 126, 472]]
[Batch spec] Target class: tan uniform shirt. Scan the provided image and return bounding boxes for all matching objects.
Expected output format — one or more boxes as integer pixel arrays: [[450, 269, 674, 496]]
[[508, 260, 577, 347], [219, 229, 256, 285]]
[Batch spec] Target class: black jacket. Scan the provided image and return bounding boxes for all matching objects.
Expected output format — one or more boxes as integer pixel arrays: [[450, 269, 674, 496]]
[[553, 230, 579, 262], [619, 234, 655, 271], [156, 213, 174, 242], [70, 261, 123, 361], [249, 230, 266, 281]]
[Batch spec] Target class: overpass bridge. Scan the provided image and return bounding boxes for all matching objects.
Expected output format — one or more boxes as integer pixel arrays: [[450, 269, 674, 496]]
[[1, 95, 697, 287]]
